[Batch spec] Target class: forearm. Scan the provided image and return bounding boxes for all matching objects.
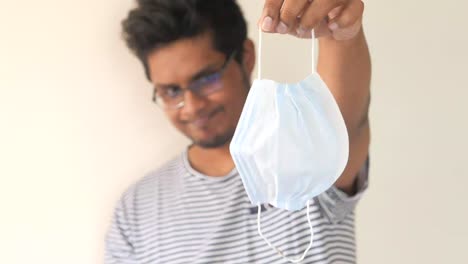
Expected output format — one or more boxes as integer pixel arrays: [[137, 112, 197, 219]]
[[317, 27, 371, 194], [317, 28, 371, 137]]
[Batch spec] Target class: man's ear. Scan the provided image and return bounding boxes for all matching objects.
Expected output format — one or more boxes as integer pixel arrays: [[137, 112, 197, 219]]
[[241, 39, 256, 78]]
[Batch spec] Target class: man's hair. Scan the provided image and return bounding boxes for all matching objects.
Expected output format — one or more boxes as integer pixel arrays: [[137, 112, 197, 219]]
[[122, 0, 248, 80]]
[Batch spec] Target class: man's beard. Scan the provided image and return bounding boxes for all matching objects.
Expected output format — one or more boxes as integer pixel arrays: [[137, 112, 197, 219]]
[[192, 127, 236, 149]]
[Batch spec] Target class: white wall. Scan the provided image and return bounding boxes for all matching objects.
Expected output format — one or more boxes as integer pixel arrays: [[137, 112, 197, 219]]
[[0, 0, 466, 263]]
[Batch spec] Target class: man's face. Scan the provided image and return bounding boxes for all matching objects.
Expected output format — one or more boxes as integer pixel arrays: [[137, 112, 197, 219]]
[[147, 33, 254, 148]]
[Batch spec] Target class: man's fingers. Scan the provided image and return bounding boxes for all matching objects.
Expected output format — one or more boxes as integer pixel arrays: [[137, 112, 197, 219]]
[[328, 6, 344, 20], [330, 17, 362, 40], [328, 0, 364, 31], [314, 18, 333, 38], [278, 0, 308, 34], [259, 0, 284, 32], [260, 0, 362, 40], [298, 0, 344, 37], [289, 18, 331, 38]]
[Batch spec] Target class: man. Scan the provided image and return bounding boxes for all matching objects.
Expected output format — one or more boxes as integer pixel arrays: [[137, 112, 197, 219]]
[[105, 0, 371, 263]]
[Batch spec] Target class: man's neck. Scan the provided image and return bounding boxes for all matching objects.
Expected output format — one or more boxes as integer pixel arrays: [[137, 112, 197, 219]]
[[187, 143, 235, 177]]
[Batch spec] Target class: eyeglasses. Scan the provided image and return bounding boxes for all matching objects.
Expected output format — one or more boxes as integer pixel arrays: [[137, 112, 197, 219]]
[[152, 51, 237, 110]]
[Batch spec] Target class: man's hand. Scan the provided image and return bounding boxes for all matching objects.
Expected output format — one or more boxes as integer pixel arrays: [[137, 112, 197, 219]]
[[259, 0, 364, 40]]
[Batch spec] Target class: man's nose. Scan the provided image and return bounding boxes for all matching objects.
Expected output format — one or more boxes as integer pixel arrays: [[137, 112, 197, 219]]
[[180, 90, 208, 116]]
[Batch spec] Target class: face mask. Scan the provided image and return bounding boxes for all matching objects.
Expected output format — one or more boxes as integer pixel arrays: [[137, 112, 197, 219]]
[[229, 29, 349, 263]]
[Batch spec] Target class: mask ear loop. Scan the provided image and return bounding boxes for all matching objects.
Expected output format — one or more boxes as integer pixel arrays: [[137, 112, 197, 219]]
[[311, 29, 316, 74], [257, 28, 316, 79], [257, 200, 314, 263], [257, 27, 263, 80], [256, 28, 316, 263]]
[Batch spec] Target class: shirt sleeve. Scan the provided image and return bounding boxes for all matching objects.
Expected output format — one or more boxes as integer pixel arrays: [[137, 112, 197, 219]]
[[316, 157, 369, 224], [104, 190, 139, 264]]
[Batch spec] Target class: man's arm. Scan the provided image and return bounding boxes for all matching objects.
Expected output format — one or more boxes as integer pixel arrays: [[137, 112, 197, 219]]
[[318, 28, 371, 194]]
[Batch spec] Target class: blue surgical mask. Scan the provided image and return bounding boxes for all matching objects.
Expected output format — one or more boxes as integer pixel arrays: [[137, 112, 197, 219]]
[[229, 29, 349, 263]]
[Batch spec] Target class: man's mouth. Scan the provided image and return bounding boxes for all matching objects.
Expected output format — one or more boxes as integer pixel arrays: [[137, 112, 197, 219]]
[[192, 116, 211, 128], [190, 107, 222, 128]]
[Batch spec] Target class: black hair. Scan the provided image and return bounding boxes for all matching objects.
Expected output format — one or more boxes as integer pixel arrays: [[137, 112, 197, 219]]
[[122, 0, 247, 80]]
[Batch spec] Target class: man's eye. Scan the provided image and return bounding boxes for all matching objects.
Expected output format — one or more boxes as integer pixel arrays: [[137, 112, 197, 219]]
[[164, 87, 182, 98], [192, 73, 221, 91], [200, 73, 220, 84]]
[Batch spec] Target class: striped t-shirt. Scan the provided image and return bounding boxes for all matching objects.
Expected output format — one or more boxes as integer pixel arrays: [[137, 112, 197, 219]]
[[105, 148, 369, 264]]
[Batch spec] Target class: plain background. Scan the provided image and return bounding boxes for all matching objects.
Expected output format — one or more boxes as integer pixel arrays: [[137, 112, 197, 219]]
[[1, 0, 467, 263]]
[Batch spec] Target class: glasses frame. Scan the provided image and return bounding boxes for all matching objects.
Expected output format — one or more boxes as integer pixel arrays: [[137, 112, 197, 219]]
[[152, 50, 238, 110]]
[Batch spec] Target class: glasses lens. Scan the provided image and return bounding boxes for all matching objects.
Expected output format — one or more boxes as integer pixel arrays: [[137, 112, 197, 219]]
[[192, 73, 223, 96], [154, 91, 184, 109]]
